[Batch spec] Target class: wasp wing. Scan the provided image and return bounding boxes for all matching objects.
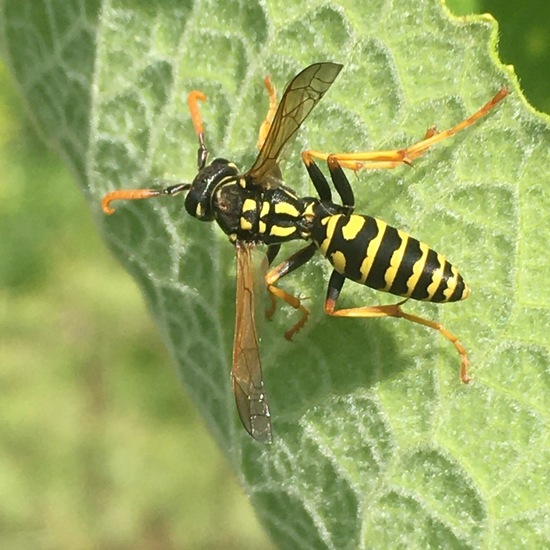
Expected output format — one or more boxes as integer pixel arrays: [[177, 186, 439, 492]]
[[247, 62, 343, 185], [231, 242, 272, 443]]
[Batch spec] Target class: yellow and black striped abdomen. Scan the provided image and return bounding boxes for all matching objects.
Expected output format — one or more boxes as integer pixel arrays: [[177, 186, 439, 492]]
[[313, 214, 470, 303]]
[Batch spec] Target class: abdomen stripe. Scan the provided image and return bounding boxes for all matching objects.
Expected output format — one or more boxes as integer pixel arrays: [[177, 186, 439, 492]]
[[314, 214, 469, 303]]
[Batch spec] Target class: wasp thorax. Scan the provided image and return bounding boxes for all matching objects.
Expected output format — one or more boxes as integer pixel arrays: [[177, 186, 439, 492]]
[[184, 158, 239, 221]]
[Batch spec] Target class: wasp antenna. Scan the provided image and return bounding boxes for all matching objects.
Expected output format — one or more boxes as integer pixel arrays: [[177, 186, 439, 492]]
[[101, 189, 162, 215]]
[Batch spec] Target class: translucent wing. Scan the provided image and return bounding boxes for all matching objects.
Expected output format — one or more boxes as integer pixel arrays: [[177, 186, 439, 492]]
[[232, 241, 272, 443], [247, 62, 343, 185]]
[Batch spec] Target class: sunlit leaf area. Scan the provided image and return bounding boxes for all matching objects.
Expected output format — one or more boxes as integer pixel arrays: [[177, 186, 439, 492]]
[[1, 0, 548, 548]]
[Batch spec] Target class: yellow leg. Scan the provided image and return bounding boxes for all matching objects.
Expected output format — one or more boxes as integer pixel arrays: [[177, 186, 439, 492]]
[[257, 75, 278, 150], [304, 88, 508, 171], [265, 281, 309, 340], [265, 264, 309, 340], [265, 290, 278, 320], [264, 244, 318, 340], [325, 297, 471, 384]]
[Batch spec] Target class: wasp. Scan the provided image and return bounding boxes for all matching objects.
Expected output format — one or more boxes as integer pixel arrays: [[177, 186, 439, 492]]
[[102, 63, 507, 443]]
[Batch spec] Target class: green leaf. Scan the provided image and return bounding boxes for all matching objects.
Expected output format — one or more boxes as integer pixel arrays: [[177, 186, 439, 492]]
[[3, 0, 549, 547]]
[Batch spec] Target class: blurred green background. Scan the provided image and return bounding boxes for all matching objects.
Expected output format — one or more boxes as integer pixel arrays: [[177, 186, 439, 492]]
[[0, 61, 273, 550], [0, 39, 273, 550], [0, 1, 548, 548]]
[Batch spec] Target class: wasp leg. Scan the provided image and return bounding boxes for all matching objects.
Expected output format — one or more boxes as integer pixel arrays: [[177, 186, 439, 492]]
[[326, 155, 356, 208], [101, 183, 190, 215], [303, 151, 358, 209], [265, 291, 278, 321], [301, 151, 334, 202], [303, 88, 508, 171], [264, 244, 281, 319], [265, 243, 317, 339], [325, 270, 471, 383], [257, 75, 278, 150], [266, 244, 281, 266], [303, 151, 357, 208], [423, 126, 439, 140]]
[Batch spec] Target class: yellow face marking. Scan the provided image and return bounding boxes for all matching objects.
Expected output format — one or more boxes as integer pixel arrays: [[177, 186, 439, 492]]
[[195, 204, 203, 218], [359, 219, 387, 284], [406, 242, 430, 296], [240, 217, 253, 231], [238, 177, 247, 188], [274, 202, 300, 218], [425, 253, 446, 299], [269, 225, 296, 238], [330, 250, 346, 273], [341, 216, 365, 241], [260, 201, 270, 218], [242, 198, 257, 213], [259, 221, 267, 234], [382, 229, 408, 291]]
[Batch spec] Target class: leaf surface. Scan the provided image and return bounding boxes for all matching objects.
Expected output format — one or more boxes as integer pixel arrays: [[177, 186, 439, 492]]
[[2, 0, 549, 547]]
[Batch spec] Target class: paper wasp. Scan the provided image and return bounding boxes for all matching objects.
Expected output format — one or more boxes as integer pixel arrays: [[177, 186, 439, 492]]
[[102, 63, 507, 443]]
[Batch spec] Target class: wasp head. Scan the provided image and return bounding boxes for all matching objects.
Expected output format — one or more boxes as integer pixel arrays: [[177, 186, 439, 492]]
[[184, 158, 239, 221]]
